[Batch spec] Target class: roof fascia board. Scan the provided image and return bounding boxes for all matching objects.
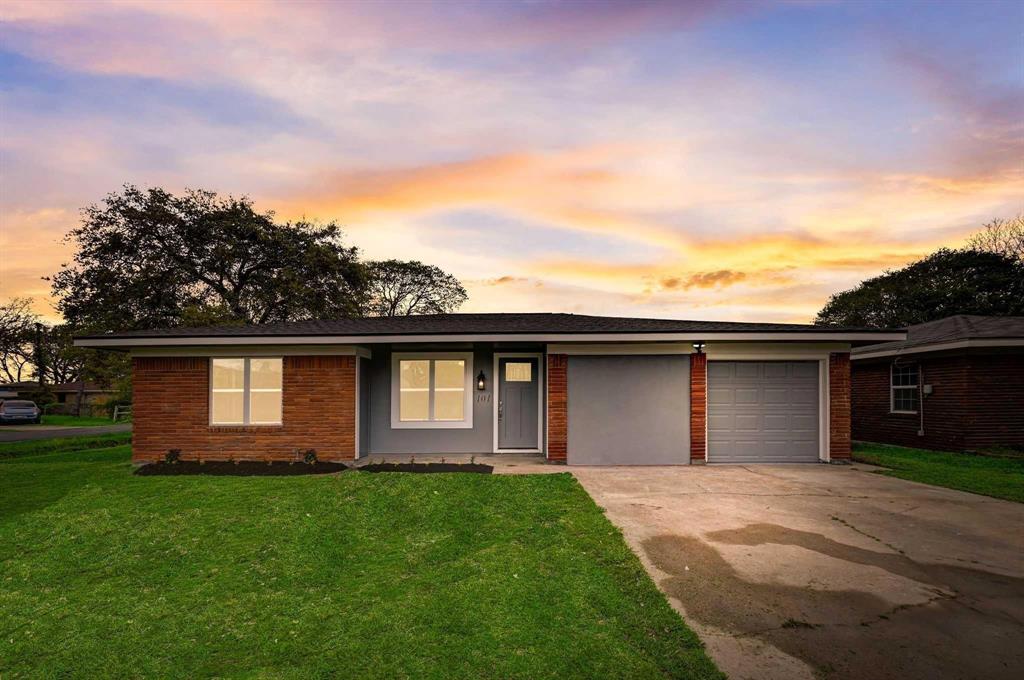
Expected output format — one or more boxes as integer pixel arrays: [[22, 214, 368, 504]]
[[77, 331, 907, 349], [852, 338, 1024, 360]]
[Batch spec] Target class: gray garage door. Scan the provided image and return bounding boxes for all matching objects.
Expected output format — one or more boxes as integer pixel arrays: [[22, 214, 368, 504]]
[[567, 355, 689, 465], [707, 361, 819, 463]]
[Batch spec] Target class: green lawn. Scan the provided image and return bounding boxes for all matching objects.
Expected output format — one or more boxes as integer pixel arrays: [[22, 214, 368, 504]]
[[0, 432, 133, 460], [41, 414, 118, 427], [0, 443, 721, 679], [853, 442, 1024, 503]]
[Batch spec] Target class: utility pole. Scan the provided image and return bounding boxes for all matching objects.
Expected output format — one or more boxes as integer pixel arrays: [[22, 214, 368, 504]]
[[34, 322, 46, 389]]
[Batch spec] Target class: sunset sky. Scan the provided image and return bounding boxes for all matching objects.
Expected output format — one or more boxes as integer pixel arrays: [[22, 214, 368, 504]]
[[1, 0, 1021, 324]]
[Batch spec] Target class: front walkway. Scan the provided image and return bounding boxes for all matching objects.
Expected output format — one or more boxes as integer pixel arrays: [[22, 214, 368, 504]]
[[352, 452, 560, 474], [573, 463, 1024, 680]]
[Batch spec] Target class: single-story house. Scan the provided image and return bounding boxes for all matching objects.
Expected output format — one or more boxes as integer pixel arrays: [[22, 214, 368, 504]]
[[0, 381, 116, 410], [851, 315, 1024, 452], [74, 313, 903, 465]]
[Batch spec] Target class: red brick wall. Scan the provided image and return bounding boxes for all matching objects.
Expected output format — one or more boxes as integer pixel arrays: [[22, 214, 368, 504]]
[[965, 353, 1024, 449], [829, 352, 852, 459], [132, 355, 356, 463], [690, 353, 707, 462], [852, 351, 1024, 451], [546, 354, 568, 462]]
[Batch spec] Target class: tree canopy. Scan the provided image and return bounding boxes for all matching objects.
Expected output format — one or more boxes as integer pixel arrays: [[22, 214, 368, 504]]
[[815, 248, 1024, 328], [366, 260, 468, 317], [51, 186, 370, 330]]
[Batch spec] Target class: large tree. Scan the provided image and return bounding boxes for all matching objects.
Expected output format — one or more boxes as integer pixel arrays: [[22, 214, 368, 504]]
[[0, 297, 36, 383], [51, 185, 369, 330], [366, 259, 468, 316], [816, 248, 1024, 328], [967, 215, 1024, 262]]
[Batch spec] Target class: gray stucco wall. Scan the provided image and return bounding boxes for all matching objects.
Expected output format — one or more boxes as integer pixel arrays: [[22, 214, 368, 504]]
[[366, 344, 495, 454], [567, 355, 690, 465]]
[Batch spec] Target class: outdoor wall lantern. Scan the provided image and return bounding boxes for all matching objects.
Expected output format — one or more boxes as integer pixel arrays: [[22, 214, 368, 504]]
[[476, 370, 487, 391]]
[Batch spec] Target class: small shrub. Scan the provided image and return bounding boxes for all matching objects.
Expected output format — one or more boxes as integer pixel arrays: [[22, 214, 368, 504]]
[[165, 449, 181, 464], [304, 449, 318, 464]]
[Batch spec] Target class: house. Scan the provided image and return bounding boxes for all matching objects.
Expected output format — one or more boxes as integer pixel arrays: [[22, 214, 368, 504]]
[[851, 315, 1024, 451], [74, 313, 903, 465], [0, 381, 116, 412]]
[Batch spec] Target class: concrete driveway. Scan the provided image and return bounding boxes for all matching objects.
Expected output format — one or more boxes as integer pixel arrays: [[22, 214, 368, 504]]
[[573, 464, 1024, 680]]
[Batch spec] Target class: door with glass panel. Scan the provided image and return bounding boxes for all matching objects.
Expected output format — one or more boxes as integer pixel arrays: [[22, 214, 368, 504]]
[[498, 357, 539, 449]]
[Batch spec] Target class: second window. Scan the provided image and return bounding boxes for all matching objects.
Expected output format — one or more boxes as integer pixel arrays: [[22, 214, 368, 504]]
[[392, 353, 473, 428]]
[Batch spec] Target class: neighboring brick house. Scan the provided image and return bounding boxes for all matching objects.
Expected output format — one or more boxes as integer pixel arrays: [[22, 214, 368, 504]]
[[852, 315, 1024, 452], [75, 313, 902, 466]]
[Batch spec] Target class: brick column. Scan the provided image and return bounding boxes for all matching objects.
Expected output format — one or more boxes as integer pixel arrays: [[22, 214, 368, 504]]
[[546, 354, 568, 463], [690, 352, 707, 463], [829, 352, 852, 460]]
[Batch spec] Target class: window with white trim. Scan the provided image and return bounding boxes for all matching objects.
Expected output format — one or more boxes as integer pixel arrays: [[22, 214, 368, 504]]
[[211, 358, 282, 425], [391, 353, 473, 429], [890, 362, 919, 414]]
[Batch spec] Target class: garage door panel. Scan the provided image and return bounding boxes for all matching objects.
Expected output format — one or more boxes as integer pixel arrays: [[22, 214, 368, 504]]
[[708, 360, 820, 463], [735, 414, 760, 431], [567, 355, 690, 465], [735, 363, 761, 379], [708, 388, 735, 405], [735, 388, 760, 404], [708, 362, 734, 380]]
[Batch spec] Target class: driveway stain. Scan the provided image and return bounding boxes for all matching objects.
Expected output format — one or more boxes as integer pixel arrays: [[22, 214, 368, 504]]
[[643, 525, 1024, 680]]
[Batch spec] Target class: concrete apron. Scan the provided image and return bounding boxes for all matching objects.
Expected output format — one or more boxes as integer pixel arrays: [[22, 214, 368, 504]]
[[572, 463, 1024, 680]]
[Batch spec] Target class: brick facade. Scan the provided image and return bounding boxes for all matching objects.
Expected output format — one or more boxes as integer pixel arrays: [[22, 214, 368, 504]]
[[829, 352, 852, 460], [546, 354, 568, 462], [852, 350, 1024, 451], [689, 352, 707, 462], [132, 355, 356, 464]]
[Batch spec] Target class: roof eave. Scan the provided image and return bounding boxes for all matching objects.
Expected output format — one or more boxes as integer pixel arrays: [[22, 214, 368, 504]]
[[76, 330, 907, 349], [852, 337, 1024, 360]]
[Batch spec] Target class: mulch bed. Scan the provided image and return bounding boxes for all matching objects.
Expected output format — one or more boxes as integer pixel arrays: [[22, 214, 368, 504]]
[[135, 461, 349, 476], [357, 462, 493, 474]]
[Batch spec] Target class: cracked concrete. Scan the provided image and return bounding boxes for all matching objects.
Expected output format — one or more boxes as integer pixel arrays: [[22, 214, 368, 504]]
[[573, 464, 1024, 680]]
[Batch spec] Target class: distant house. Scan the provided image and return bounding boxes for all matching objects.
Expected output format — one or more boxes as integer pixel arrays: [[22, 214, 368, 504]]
[[851, 315, 1024, 451], [74, 313, 903, 466], [0, 381, 116, 412]]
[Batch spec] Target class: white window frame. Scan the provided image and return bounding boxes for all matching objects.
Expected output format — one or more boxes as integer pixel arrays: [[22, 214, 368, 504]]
[[390, 352, 474, 429], [210, 357, 283, 426], [890, 362, 919, 414]]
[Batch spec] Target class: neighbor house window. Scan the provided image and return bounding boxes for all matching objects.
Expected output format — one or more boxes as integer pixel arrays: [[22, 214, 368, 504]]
[[391, 353, 473, 429], [890, 362, 919, 414], [211, 358, 282, 425]]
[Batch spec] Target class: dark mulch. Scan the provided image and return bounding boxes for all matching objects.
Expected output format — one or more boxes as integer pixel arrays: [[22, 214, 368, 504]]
[[358, 462, 493, 474], [134, 461, 349, 476]]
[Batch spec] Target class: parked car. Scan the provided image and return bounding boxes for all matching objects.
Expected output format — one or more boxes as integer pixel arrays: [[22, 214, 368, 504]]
[[0, 400, 41, 424]]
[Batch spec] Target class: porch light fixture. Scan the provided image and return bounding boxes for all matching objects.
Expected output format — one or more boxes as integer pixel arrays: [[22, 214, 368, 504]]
[[692, 342, 706, 354], [476, 370, 487, 391]]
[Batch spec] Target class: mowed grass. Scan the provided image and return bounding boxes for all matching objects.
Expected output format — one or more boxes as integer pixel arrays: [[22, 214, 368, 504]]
[[0, 432, 132, 459], [0, 444, 721, 679], [853, 442, 1024, 503], [41, 414, 118, 427]]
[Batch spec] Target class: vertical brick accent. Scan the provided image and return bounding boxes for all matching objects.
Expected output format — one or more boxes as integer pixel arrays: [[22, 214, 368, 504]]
[[829, 352, 851, 459], [132, 355, 356, 464], [546, 354, 568, 462], [690, 353, 707, 462]]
